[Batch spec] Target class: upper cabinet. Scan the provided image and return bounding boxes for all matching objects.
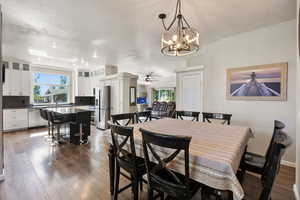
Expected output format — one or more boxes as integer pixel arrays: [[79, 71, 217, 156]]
[[3, 61, 31, 96], [21, 64, 31, 96], [77, 71, 92, 96]]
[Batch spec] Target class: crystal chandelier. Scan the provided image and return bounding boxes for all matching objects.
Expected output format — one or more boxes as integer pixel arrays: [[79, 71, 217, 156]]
[[158, 0, 200, 56]]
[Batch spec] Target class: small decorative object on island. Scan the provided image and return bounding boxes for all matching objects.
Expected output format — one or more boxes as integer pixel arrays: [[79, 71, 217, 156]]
[[226, 62, 288, 101], [158, 0, 200, 56]]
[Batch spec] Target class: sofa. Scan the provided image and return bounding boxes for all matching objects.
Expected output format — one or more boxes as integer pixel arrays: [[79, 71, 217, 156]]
[[146, 101, 176, 119]]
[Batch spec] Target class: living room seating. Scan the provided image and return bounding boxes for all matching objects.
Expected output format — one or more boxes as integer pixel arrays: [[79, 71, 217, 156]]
[[146, 101, 176, 119]]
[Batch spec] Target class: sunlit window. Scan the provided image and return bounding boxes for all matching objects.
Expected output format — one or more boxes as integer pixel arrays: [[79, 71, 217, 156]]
[[33, 73, 70, 104], [153, 88, 175, 102]]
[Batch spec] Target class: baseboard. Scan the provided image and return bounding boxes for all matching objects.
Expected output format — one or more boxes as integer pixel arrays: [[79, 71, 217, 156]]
[[281, 160, 296, 168], [294, 184, 300, 200]]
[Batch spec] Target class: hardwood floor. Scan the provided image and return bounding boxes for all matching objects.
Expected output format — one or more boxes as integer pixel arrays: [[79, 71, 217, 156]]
[[0, 126, 295, 200]]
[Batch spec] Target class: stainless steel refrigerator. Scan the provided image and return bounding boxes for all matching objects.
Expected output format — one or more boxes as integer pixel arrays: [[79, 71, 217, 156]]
[[95, 86, 111, 129], [0, 5, 4, 182]]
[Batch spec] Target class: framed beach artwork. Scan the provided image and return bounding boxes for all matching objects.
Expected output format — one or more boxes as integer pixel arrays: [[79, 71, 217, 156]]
[[226, 62, 288, 101]]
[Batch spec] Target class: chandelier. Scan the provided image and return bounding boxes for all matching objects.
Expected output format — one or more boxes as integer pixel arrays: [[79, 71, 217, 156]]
[[158, 0, 200, 56]]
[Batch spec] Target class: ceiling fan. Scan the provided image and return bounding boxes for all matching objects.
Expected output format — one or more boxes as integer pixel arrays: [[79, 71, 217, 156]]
[[141, 72, 160, 84]]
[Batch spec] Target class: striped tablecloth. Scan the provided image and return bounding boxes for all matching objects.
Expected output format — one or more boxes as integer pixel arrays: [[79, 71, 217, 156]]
[[105, 118, 253, 199]]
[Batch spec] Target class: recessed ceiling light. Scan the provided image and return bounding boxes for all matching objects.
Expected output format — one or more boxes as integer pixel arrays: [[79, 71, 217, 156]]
[[71, 58, 78, 63], [37, 57, 41, 61], [85, 62, 89, 66], [93, 51, 98, 58], [52, 42, 57, 49], [28, 49, 47, 57], [81, 58, 84, 64]]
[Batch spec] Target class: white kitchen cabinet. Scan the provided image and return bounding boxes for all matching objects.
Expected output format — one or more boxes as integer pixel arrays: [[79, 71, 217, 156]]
[[28, 109, 47, 128], [21, 64, 31, 96], [3, 109, 28, 131], [10, 63, 22, 96], [3, 61, 12, 96], [3, 61, 31, 96], [77, 71, 92, 96]]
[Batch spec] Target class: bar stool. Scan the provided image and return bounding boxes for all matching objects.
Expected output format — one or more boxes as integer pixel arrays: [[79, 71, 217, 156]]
[[47, 111, 69, 145], [39, 109, 51, 141]]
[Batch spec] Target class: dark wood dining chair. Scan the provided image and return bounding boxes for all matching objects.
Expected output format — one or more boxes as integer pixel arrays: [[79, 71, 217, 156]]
[[136, 111, 152, 123], [140, 128, 201, 200], [176, 111, 200, 121], [202, 112, 232, 125], [240, 120, 285, 176], [110, 123, 148, 200], [111, 113, 135, 126], [241, 130, 291, 200]]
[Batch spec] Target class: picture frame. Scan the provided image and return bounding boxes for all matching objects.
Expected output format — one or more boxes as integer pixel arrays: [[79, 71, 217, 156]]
[[129, 86, 137, 106], [226, 62, 288, 101]]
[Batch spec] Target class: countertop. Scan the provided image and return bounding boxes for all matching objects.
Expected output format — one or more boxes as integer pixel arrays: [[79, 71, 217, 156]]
[[3, 104, 95, 110], [46, 107, 94, 114]]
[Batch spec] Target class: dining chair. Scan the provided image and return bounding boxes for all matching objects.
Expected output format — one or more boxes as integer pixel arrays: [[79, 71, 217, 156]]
[[110, 123, 148, 200], [111, 113, 135, 126], [140, 128, 201, 200], [241, 130, 291, 200], [202, 112, 232, 125], [176, 111, 200, 121], [136, 111, 152, 123], [240, 120, 285, 176]]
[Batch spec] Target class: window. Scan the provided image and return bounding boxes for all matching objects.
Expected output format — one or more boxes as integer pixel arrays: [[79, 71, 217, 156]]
[[153, 88, 175, 102], [33, 72, 70, 104]]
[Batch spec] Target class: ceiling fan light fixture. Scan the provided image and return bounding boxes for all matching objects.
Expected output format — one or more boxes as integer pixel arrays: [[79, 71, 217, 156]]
[[158, 0, 200, 56]]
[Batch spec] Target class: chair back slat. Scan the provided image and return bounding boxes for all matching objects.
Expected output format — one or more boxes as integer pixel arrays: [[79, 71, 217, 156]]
[[259, 131, 291, 200], [140, 128, 192, 197], [176, 111, 200, 121], [136, 111, 152, 123], [111, 113, 135, 126], [202, 112, 232, 125]]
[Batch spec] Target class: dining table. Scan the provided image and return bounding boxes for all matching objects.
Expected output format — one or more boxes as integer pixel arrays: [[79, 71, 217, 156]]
[[107, 118, 253, 200]]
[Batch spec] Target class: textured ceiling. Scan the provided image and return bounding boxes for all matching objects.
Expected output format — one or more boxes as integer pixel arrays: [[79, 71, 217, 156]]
[[0, 0, 296, 77]]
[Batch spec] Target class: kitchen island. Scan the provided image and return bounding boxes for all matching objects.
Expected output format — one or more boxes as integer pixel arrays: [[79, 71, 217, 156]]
[[46, 107, 93, 144]]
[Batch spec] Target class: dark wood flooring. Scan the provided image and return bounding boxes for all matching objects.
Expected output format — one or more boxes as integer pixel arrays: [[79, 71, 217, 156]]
[[0, 127, 295, 200]]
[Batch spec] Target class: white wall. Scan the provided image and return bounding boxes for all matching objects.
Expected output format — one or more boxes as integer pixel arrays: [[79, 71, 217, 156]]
[[296, 0, 300, 197], [189, 20, 297, 163]]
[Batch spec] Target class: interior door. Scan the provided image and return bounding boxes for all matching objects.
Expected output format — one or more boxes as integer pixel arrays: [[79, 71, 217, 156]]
[[179, 71, 203, 112]]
